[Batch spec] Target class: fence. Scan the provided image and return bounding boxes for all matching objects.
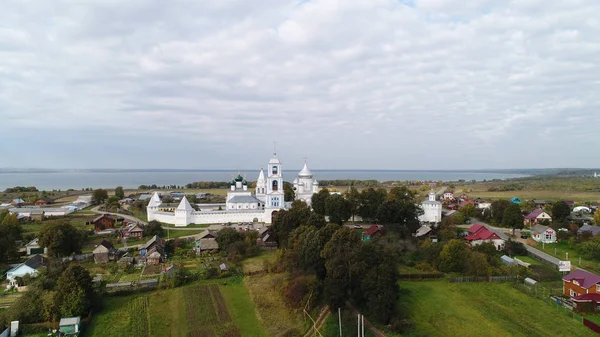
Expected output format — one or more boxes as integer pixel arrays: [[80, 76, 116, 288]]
[[62, 253, 93, 262], [398, 273, 444, 280], [449, 275, 516, 283], [583, 318, 600, 334]]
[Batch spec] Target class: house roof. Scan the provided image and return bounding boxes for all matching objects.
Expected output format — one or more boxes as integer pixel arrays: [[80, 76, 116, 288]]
[[24, 254, 45, 269], [465, 224, 501, 241], [128, 224, 144, 232], [148, 251, 162, 258], [573, 293, 600, 302], [578, 225, 600, 236], [468, 224, 485, 234], [415, 225, 432, 237], [138, 194, 152, 201], [200, 238, 219, 250], [93, 214, 114, 223], [26, 238, 40, 247], [533, 200, 548, 204], [93, 245, 110, 254], [563, 270, 600, 289], [525, 209, 544, 220], [228, 195, 261, 204], [532, 224, 554, 235], [59, 317, 81, 326], [141, 235, 162, 249], [29, 209, 44, 215], [12, 199, 25, 203], [564, 200, 575, 206], [363, 225, 382, 237]]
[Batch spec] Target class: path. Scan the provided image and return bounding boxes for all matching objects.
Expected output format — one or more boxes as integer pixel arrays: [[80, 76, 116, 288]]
[[347, 304, 387, 337], [91, 206, 147, 225], [303, 306, 330, 337]]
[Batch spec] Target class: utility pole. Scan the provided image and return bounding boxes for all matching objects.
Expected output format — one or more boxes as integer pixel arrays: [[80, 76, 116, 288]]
[[361, 315, 364, 337], [338, 308, 342, 337], [357, 314, 360, 337]]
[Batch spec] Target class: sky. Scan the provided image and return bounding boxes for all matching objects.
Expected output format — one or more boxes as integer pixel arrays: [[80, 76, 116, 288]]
[[1, 0, 600, 170]]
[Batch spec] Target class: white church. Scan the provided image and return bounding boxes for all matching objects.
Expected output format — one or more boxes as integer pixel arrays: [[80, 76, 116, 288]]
[[147, 154, 318, 227], [418, 190, 442, 224]]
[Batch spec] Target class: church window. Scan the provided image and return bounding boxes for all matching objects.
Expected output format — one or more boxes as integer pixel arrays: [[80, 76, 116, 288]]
[[272, 180, 278, 191], [272, 166, 278, 175]]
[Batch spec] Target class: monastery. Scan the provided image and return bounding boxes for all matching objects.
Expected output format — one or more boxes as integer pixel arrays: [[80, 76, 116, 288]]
[[147, 153, 319, 227]]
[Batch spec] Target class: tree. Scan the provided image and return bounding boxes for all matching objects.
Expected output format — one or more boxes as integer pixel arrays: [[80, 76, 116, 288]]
[[283, 182, 295, 202], [92, 189, 108, 204], [595, 208, 600, 226], [321, 227, 361, 307], [459, 204, 476, 218], [376, 198, 422, 236], [54, 265, 94, 318], [552, 201, 571, 224], [114, 186, 125, 199], [325, 194, 351, 225], [143, 220, 164, 238], [502, 203, 524, 235], [311, 188, 330, 215], [357, 188, 387, 221], [215, 227, 244, 251], [466, 252, 491, 277], [438, 239, 469, 273], [490, 200, 511, 225], [0, 219, 23, 262], [39, 222, 84, 257], [345, 187, 361, 222]]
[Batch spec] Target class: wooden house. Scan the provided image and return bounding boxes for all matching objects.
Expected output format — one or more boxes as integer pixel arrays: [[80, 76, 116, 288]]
[[34, 198, 53, 206], [93, 240, 114, 264], [119, 223, 144, 239], [362, 225, 384, 242], [92, 214, 116, 232], [256, 227, 277, 249]]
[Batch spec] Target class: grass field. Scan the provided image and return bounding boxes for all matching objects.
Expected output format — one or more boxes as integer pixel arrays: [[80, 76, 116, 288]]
[[244, 273, 306, 336], [453, 186, 600, 202], [530, 241, 600, 274], [86, 278, 266, 337], [399, 280, 597, 337], [514, 255, 541, 265], [241, 251, 278, 274]]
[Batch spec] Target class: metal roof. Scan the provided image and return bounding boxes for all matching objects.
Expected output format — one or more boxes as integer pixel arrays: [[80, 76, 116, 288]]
[[228, 195, 260, 204]]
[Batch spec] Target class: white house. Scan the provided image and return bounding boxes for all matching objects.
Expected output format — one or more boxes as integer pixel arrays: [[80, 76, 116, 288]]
[[442, 191, 455, 200], [531, 224, 557, 244], [419, 190, 442, 224], [25, 238, 46, 255], [6, 255, 46, 287]]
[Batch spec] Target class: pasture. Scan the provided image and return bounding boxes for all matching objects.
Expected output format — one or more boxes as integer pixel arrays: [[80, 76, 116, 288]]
[[398, 280, 597, 337], [86, 279, 265, 337]]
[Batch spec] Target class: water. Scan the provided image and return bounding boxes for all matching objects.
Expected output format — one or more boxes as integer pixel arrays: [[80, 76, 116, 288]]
[[0, 170, 528, 191]]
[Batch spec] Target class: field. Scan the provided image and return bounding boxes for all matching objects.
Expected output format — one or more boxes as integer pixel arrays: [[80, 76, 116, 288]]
[[86, 278, 266, 337], [453, 181, 600, 202], [241, 250, 278, 274], [244, 273, 306, 336], [514, 255, 541, 265], [398, 280, 597, 337]]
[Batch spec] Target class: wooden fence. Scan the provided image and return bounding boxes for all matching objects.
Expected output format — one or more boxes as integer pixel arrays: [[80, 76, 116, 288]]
[[398, 273, 444, 280], [583, 318, 600, 334], [449, 275, 516, 283]]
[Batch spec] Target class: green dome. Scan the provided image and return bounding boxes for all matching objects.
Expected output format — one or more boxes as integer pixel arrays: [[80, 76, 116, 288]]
[[230, 179, 236, 185], [235, 174, 243, 182], [242, 179, 248, 185]]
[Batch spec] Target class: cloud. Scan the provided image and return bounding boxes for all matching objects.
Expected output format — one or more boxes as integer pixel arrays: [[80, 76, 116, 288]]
[[1, 0, 599, 169]]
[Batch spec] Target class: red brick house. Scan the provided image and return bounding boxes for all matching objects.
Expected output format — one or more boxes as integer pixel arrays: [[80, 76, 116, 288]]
[[92, 214, 116, 232]]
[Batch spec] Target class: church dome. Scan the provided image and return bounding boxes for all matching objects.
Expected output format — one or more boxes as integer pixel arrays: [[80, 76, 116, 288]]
[[234, 174, 244, 182], [230, 179, 236, 185], [313, 180, 319, 185], [298, 162, 313, 178], [242, 179, 248, 185]]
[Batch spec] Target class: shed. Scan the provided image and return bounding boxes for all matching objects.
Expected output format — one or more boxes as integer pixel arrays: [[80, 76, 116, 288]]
[[59, 316, 81, 335], [501, 255, 516, 266], [524, 278, 537, 286]]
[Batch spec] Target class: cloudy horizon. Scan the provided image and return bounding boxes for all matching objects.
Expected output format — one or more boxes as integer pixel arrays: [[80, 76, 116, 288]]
[[2, 0, 600, 170]]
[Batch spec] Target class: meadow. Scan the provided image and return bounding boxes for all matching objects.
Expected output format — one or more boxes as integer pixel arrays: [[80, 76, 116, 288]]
[[398, 280, 597, 337], [531, 241, 600, 274], [85, 278, 266, 337]]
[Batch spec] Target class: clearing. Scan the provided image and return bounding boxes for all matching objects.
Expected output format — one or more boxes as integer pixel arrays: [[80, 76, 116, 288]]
[[86, 278, 266, 337], [399, 280, 596, 337]]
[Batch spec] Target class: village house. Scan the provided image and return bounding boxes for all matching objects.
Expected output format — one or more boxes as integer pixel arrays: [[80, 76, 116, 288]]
[[442, 191, 454, 200], [25, 238, 46, 255], [578, 225, 600, 237], [533, 200, 551, 208], [34, 198, 53, 206], [119, 223, 144, 239], [524, 209, 552, 226], [531, 224, 557, 244], [92, 214, 116, 232], [464, 224, 504, 250], [139, 235, 165, 265], [10, 199, 25, 207], [6, 255, 46, 287], [195, 231, 219, 253], [562, 270, 600, 312], [362, 225, 384, 242], [119, 198, 134, 205], [59, 316, 81, 335], [93, 240, 115, 264], [256, 227, 278, 249], [29, 209, 44, 221]]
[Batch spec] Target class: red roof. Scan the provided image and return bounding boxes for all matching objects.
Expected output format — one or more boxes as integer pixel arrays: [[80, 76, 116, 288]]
[[563, 270, 600, 289], [465, 224, 501, 241], [363, 225, 382, 236], [573, 293, 600, 302], [525, 209, 544, 220]]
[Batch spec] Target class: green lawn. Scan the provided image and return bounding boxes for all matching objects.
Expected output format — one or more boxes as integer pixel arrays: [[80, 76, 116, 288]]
[[241, 250, 277, 274], [161, 223, 210, 229], [399, 280, 596, 337], [86, 278, 266, 337], [162, 228, 206, 239], [531, 241, 600, 274]]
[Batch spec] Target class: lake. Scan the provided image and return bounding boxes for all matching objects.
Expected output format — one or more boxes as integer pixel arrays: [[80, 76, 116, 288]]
[[0, 170, 528, 191]]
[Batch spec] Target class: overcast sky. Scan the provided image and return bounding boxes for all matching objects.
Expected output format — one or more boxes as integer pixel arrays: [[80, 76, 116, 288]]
[[1, 0, 600, 170]]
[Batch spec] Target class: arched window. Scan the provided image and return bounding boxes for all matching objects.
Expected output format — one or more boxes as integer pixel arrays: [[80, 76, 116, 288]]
[[272, 166, 278, 175], [272, 180, 278, 191]]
